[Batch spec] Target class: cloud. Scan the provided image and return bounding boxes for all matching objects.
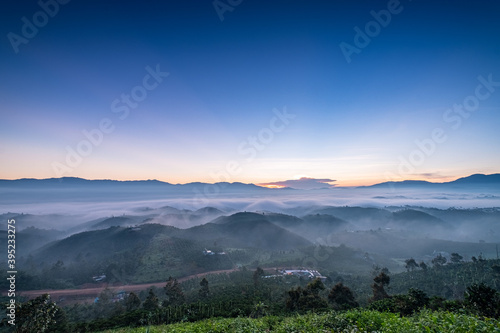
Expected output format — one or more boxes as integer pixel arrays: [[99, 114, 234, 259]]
[[413, 172, 458, 182], [416, 172, 443, 179], [258, 177, 336, 190]]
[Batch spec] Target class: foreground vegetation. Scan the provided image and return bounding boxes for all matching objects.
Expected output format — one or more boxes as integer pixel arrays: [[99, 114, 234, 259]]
[[3, 249, 500, 332], [3, 260, 500, 332], [98, 310, 500, 333]]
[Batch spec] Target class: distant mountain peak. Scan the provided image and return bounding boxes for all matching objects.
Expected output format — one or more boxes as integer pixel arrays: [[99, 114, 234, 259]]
[[451, 173, 500, 184], [362, 173, 500, 189]]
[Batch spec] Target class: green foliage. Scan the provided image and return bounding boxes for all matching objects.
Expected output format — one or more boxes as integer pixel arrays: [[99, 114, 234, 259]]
[[198, 278, 210, 299], [451, 252, 464, 264], [94, 288, 117, 319], [142, 289, 159, 312], [328, 282, 359, 310], [14, 294, 60, 333], [389, 259, 500, 300], [419, 261, 428, 270], [253, 267, 264, 287], [13, 240, 500, 331], [249, 302, 269, 319], [405, 288, 430, 313], [432, 253, 447, 267], [405, 258, 418, 272], [369, 288, 430, 316], [96, 309, 500, 333], [370, 271, 390, 302], [464, 283, 500, 318], [286, 278, 328, 312], [164, 277, 185, 306], [124, 292, 141, 312]]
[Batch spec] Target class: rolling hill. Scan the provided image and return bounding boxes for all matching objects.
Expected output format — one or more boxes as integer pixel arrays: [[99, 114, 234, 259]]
[[189, 212, 311, 250]]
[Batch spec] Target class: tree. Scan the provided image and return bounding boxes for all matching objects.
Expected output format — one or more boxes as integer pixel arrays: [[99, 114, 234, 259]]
[[95, 288, 114, 318], [404, 288, 430, 314], [450, 253, 463, 264], [286, 278, 328, 312], [164, 276, 185, 306], [370, 272, 390, 303], [432, 253, 447, 267], [286, 286, 303, 311], [143, 289, 159, 311], [419, 261, 428, 271], [369, 288, 429, 316], [124, 292, 141, 311], [50, 304, 69, 332], [253, 267, 264, 287], [328, 282, 358, 310], [250, 301, 269, 318], [301, 278, 328, 310], [465, 283, 499, 318], [405, 258, 418, 272], [306, 278, 326, 294], [15, 294, 59, 333], [199, 277, 210, 299]]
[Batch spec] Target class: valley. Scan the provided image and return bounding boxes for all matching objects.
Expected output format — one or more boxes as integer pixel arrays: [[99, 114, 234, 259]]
[[1, 175, 499, 331]]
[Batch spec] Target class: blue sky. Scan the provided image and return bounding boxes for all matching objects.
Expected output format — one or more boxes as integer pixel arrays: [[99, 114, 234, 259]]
[[1, 0, 499, 186]]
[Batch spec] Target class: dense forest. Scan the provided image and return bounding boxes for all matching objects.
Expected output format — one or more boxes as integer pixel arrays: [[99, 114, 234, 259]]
[[2, 258, 500, 332]]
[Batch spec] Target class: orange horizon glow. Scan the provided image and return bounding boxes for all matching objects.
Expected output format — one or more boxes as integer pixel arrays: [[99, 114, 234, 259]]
[[331, 175, 463, 187], [258, 184, 287, 189]]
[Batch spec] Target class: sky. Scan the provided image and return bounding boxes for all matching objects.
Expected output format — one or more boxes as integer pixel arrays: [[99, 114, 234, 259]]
[[1, 0, 499, 186]]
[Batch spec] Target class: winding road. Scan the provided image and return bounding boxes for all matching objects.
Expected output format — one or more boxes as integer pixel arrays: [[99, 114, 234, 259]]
[[14, 267, 283, 305]]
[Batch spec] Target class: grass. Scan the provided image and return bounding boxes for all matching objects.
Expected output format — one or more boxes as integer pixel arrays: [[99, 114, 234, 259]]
[[98, 309, 500, 332]]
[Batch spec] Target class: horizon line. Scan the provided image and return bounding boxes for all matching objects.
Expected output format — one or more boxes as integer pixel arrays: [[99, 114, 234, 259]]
[[1, 172, 498, 188]]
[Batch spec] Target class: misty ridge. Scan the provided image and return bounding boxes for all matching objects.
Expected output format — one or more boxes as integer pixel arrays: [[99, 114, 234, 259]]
[[2, 173, 500, 332], [1, 173, 499, 265]]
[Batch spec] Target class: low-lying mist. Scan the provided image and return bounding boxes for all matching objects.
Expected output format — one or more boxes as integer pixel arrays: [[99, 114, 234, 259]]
[[1, 183, 499, 245], [2, 185, 499, 216]]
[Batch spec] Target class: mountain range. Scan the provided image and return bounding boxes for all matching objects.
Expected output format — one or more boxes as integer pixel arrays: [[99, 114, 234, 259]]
[[1, 173, 499, 190]]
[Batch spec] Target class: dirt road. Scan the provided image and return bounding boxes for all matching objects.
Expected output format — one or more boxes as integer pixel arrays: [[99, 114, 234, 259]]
[[14, 267, 275, 305]]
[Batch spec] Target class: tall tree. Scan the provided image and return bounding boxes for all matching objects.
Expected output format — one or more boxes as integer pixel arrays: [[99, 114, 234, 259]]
[[253, 267, 264, 287], [143, 289, 159, 311], [125, 292, 141, 311], [419, 261, 428, 271], [286, 286, 303, 311], [164, 276, 185, 306], [199, 277, 210, 299], [370, 272, 390, 303], [328, 282, 359, 310], [95, 288, 114, 318]]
